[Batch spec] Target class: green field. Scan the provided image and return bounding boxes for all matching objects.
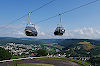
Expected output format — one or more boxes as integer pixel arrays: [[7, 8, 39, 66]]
[[7, 63, 54, 66]]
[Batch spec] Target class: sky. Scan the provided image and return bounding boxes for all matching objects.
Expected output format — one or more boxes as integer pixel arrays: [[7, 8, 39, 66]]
[[0, 0, 100, 39]]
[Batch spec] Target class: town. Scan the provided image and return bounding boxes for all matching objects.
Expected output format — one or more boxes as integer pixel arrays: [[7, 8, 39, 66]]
[[0, 42, 90, 61], [0, 43, 65, 57]]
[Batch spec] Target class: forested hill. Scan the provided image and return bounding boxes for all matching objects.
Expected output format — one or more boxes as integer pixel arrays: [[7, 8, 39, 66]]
[[58, 39, 100, 56], [0, 37, 63, 45], [0, 37, 40, 45], [58, 39, 100, 48]]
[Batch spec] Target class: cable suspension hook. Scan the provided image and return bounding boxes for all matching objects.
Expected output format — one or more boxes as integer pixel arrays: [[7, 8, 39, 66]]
[[59, 14, 62, 27], [28, 11, 31, 24]]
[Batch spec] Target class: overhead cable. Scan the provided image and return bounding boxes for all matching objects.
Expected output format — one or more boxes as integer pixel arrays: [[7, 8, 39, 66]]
[[36, 0, 99, 24], [0, 0, 56, 29]]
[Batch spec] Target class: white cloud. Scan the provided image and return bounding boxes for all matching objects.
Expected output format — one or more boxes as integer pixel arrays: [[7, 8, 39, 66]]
[[1, 24, 100, 39], [65, 27, 100, 39], [30, 27, 100, 39], [40, 32, 46, 36], [15, 31, 25, 35]]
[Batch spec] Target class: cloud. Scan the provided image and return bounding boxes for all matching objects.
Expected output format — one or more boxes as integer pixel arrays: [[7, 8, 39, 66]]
[[65, 27, 100, 39], [0, 24, 26, 37], [15, 31, 25, 35], [42, 27, 100, 39], [1, 24, 100, 39], [39, 32, 46, 36]]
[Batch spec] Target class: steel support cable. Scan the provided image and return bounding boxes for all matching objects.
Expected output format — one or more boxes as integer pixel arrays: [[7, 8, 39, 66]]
[[61, 0, 99, 15], [0, 0, 56, 29], [36, 0, 100, 24], [30, 0, 56, 14]]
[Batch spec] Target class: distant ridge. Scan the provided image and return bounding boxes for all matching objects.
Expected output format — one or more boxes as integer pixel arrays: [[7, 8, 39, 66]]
[[0, 37, 63, 45]]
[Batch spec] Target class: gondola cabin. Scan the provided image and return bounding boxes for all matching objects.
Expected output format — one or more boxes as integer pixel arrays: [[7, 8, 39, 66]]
[[25, 24, 38, 36], [54, 14, 65, 36], [54, 27, 65, 35]]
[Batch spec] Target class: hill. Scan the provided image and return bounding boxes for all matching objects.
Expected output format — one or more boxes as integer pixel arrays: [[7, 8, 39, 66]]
[[0, 37, 63, 45], [58, 39, 100, 57], [0, 37, 40, 45]]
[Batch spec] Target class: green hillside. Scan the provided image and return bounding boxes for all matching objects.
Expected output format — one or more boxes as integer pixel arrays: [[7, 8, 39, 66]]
[[0, 37, 63, 45], [58, 39, 100, 56], [0, 37, 40, 45]]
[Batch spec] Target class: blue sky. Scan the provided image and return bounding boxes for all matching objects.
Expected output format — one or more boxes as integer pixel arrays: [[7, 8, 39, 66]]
[[0, 0, 100, 39]]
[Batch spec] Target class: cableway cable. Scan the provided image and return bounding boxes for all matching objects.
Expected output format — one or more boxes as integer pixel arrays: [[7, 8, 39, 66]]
[[0, 0, 56, 29], [36, 0, 99, 24]]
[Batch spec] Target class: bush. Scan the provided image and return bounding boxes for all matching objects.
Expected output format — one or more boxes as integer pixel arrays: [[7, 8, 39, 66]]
[[36, 49, 48, 56], [0, 47, 12, 61]]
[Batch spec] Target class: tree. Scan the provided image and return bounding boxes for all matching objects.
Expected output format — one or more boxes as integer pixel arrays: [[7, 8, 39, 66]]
[[36, 49, 48, 56], [0, 47, 12, 61]]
